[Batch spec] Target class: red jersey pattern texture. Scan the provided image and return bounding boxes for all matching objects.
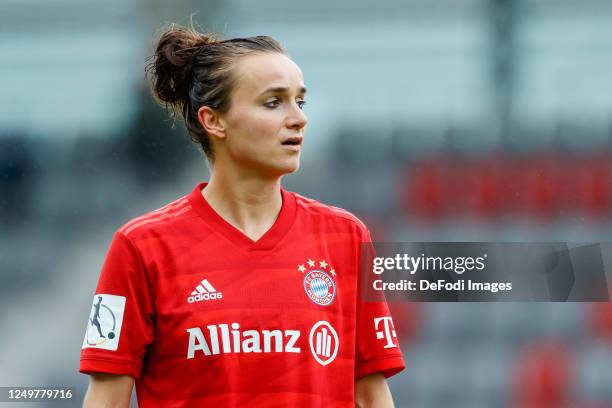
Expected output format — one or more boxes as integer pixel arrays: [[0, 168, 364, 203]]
[[80, 183, 405, 407]]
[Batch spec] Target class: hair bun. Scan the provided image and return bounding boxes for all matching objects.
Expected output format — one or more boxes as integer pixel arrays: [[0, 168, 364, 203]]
[[146, 24, 217, 107]]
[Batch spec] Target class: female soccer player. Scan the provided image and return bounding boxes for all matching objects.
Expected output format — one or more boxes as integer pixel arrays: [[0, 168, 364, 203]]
[[80, 24, 404, 407]]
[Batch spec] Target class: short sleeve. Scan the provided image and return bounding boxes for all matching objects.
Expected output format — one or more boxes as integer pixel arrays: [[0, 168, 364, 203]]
[[354, 227, 405, 380], [79, 231, 155, 379]]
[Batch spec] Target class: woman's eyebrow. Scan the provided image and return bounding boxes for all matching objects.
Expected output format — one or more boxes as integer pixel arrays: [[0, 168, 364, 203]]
[[259, 86, 307, 96]]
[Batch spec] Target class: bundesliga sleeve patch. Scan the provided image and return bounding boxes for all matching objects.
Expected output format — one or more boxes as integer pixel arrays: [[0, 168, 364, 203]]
[[82, 294, 126, 351]]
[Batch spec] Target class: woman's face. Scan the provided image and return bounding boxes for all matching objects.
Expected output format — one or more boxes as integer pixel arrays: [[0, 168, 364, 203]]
[[217, 52, 308, 178]]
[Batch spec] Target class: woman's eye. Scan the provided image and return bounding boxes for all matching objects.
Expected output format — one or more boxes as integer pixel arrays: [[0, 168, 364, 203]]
[[264, 99, 307, 109], [264, 99, 280, 108]]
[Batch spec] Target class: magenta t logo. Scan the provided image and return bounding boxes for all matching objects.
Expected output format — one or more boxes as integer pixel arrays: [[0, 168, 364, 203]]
[[374, 316, 397, 349]]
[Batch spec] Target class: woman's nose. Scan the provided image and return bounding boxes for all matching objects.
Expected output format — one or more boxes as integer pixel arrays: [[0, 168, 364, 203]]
[[287, 103, 308, 130]]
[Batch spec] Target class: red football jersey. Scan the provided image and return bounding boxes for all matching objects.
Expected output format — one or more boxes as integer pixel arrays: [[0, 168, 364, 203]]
[[80, 182, 405, 407]]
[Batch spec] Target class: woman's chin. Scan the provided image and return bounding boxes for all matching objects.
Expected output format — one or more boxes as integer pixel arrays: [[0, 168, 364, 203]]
[[282, 159, 301, 174], [269, 157, 301, 176]]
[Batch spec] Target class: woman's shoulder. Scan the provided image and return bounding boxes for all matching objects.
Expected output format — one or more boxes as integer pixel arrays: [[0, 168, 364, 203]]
[[116, 194, 196, 240], [291, 191, 370, 235]]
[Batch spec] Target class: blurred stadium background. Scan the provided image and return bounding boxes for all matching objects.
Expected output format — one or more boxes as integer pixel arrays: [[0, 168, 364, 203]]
[[1, 0, 612, 406]]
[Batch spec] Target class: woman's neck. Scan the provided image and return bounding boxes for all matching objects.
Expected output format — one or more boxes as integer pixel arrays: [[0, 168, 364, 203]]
[[202, 171, 283, 242]]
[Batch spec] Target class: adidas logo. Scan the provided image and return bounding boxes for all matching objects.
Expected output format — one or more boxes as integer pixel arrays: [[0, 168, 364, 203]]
[[187, 279, 223, 303]]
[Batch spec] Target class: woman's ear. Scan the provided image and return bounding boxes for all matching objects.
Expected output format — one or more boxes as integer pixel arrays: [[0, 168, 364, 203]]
[[197, 106, 227, 140]]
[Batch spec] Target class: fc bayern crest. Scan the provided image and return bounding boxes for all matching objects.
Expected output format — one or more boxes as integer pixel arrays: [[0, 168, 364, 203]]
[[298, 259, 337, 306]]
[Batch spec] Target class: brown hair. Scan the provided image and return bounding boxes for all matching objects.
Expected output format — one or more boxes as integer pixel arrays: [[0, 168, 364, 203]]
[[145, 24, 286, 160]]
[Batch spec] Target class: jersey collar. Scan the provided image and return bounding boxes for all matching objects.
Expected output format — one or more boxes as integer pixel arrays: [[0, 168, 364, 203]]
[[188, 182, 296, 252]]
